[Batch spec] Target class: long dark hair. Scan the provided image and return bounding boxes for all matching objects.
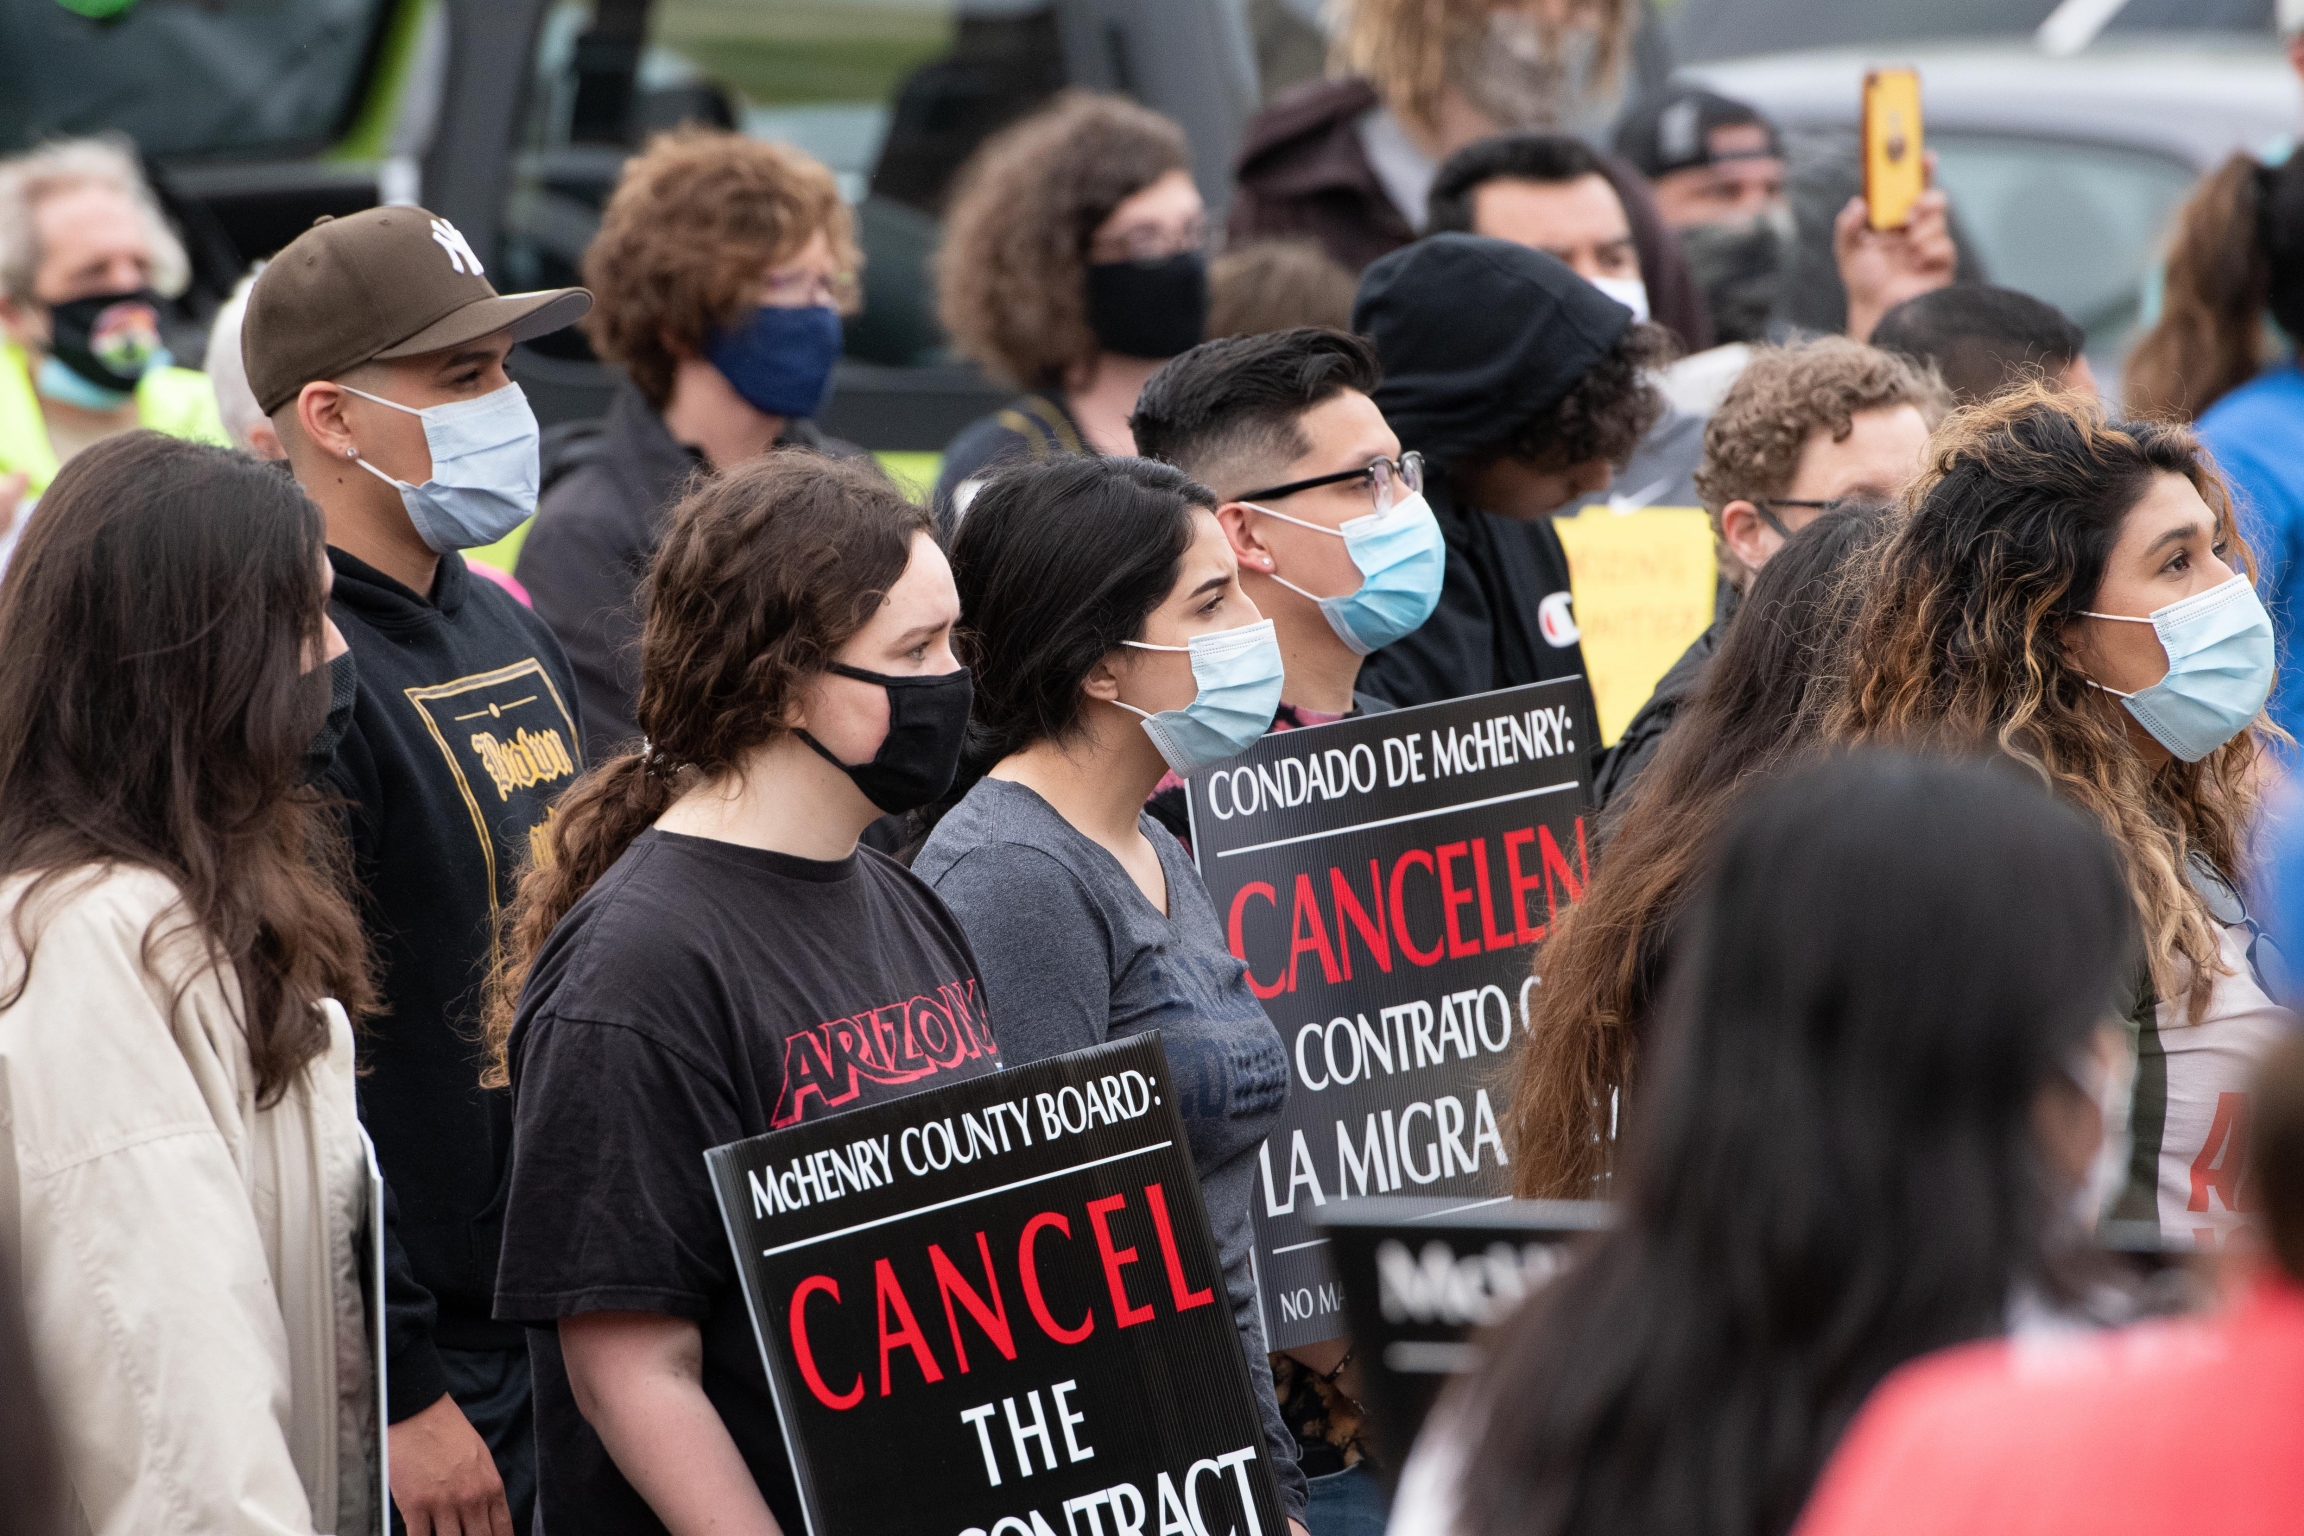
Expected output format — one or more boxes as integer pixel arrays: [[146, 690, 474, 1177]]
[[484, 452, 927, 1085], [0, 432, 372, 1102], [1510, 499, 1889, 1196], [948, 455, 1212, 776], [2125, 150, 2304, 421], [1459, 752, 2135, 1536], [1831, 385, 2261, 1021]]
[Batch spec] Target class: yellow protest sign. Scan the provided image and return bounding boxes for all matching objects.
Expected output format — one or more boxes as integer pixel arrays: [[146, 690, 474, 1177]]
[[1552, 505, 1720, 745]]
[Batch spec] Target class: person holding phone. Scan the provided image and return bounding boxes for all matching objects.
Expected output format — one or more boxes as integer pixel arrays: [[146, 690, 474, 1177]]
[[489, 453, 1001, 1536], [913, 455, 1311, 1536]]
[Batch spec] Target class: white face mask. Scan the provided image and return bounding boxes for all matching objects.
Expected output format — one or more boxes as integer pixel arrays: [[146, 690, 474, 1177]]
[[1587, 273, 1650, 324], [340, 380, 541, 553]]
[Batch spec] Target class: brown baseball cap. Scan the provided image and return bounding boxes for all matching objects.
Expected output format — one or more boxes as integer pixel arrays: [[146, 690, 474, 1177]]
[[243, 205, 590, 414]]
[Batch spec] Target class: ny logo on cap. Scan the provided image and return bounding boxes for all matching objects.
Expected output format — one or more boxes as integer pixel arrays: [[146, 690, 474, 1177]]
[[430, 218, 485, 277]]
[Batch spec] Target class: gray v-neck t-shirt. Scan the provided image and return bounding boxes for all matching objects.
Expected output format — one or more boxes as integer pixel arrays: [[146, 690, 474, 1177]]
[[914, 777, 1305, 1518]]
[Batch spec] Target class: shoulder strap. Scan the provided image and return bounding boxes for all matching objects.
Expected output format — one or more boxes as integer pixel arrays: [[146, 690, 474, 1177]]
[[995, 394, 1088, 459]]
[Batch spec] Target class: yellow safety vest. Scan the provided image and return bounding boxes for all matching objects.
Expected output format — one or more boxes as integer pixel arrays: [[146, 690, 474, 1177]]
[[0, 339, 228, 496]]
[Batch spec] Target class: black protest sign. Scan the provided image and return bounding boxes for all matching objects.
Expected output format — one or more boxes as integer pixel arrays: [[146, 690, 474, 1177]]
[[706, 1034, 1287, 1536], [1185, 679, 1598, 1351]]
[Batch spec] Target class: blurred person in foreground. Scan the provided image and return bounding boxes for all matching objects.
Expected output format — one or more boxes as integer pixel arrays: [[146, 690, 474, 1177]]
[[1206, 238, 1358, 339], [2128, 150, 2304, 743], [1424, 131, 1702, 512], [932, 92, 1207, 522], [519, 128, 864, 753], [1348, 233, 1666, 710], [1594, 337, 1941, 807], [1229, 0, 1714, 353], [0, 137, 225, 560], [247, 205, 592, 1536], [1795, 1029, 2304, 1536], [1833, 387, 2290, 1252], [1392, 751, 2141, 1536], [1131, 327, 1433, 838], [1509, 500, 1890, 1198], [0, 434, 377, 1532], [1870, 284, 2096, 405]]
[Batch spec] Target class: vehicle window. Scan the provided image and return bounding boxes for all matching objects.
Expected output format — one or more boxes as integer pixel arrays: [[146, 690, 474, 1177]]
[[0, 0, 394, 159], [1667, 0, 2271, 63], [1927, 132, 2196, 366], [499, 0, 1064, 368]]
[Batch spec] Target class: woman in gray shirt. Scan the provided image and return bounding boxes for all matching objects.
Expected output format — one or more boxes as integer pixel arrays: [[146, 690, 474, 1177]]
[[915, 455, 1309, 1532]]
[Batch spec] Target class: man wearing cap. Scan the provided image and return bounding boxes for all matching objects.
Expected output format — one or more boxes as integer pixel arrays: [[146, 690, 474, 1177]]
[[245, 205, 591, 1536], [1350, 233, 1664, 714], [1614, 87, 1793, 348]]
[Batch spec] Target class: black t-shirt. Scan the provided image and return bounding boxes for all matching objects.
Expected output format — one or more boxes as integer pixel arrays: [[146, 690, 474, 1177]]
[[494, 830, 1003, 1536]]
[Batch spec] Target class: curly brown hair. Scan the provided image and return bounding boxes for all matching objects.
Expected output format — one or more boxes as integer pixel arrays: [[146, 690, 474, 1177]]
[[1471, 318, 1672, 473], [935, 91, 1190, 391], [581, 127, 858, 411], [1828, 385, 2265, 1022], [481, 453, 927, 1085], [1332, 0, 1631, 133]]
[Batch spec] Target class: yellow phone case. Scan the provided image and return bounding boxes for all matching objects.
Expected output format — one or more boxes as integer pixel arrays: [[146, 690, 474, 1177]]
[[1863, 68, 1924, 231]]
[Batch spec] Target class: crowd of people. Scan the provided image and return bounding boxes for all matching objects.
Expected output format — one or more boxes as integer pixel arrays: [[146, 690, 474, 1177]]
[[5, 4, 2304, 1534]]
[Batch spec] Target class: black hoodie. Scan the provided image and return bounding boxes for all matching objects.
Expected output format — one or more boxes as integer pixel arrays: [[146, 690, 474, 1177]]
[[1350, 234, 1619, 709], [326, 547, 582, 1415]]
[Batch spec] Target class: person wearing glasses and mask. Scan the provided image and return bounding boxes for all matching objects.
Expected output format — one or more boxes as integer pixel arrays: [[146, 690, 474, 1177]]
[[1593, 336, 1942, 808], [931, 93, 1209, 525], [1130, 326, 1439, 849], [915, 455, 1313, 1536], [244, 205, 592, 1536], [519, 129, 867, 754]]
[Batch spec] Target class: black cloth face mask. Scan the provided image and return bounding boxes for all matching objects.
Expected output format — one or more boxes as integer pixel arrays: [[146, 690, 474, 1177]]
[[1678, 211, 1792, 346], [304, 651, 359, 785], [1083, 252, 1208, 360], [47, 288, 170, 394], [798, 663, 973, 814]]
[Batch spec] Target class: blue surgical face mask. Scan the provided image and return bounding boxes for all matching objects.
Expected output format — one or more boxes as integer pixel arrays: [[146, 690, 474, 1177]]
[[2081, 573, 2275, 761], [1115, 618, 1286, 776], [1245, 491, 1446, 656], [341, 381, 540, 553], [707, 304, 842, 419]]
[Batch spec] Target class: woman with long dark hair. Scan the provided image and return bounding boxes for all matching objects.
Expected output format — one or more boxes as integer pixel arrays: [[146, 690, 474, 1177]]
[[913, 455, 1310, 1533], [487, 453, 1000, 1536], [1834, 386, 2287, 1249], [1509, 498, 1889, 1197], [1393, 752, 2138, 1536], [0, 432, 378, 1532]]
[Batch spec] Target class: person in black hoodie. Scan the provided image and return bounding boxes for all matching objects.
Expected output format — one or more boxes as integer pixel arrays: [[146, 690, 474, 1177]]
[[243, 204, 592, 1536], [1351, 233, 1667, 711]]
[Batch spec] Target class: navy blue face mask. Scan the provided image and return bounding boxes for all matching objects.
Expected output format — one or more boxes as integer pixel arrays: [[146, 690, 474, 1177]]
[[706, 304, 842, 419]]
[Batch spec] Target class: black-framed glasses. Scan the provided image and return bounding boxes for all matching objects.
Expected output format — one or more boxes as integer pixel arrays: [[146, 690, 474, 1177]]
[[1752, 497, 1845, 539], [1239, 452, 1425, 513]]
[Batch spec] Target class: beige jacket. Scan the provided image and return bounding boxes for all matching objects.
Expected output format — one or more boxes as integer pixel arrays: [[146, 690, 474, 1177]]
[[0, 865, 377, 1534]]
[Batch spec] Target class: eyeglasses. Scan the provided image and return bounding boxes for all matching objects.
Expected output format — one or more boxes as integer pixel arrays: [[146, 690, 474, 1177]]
[[1752, 496, 1847, 539], [1087, 218, 1209, 264], [1239, 452, 1425, 515]]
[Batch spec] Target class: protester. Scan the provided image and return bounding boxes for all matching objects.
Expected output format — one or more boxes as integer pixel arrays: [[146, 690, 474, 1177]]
[[1833, 387, 2287, 1250], [1595, 337, 1941, 806], [1130, 327, 1432, 836], [518, 128, 864, 752], [0, 433, 378, 1532], [1208, 238, 1358, 339], [0, 137, 225, 561], [1794, 1029, 2304, 1536], [1394, 751, 2140, 1536], [202, 270, 284, 458], [1613, 85, 1789, 345], [932, 92, 1204, 521], [913, 456, 1310, 1534], [1228, 0, 1713, 352], [1870, 284, 2096, 404], [1426, 131, 1703, 509], [1510, 500, 1889, 1197], [490, 453, 999, 1536], [2128, 151, 2304, 741], [246, 204, 592, 1535]]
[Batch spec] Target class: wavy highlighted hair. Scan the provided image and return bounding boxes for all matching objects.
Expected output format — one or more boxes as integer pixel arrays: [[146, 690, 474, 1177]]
[[1829, 385, 2265, 1018]]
